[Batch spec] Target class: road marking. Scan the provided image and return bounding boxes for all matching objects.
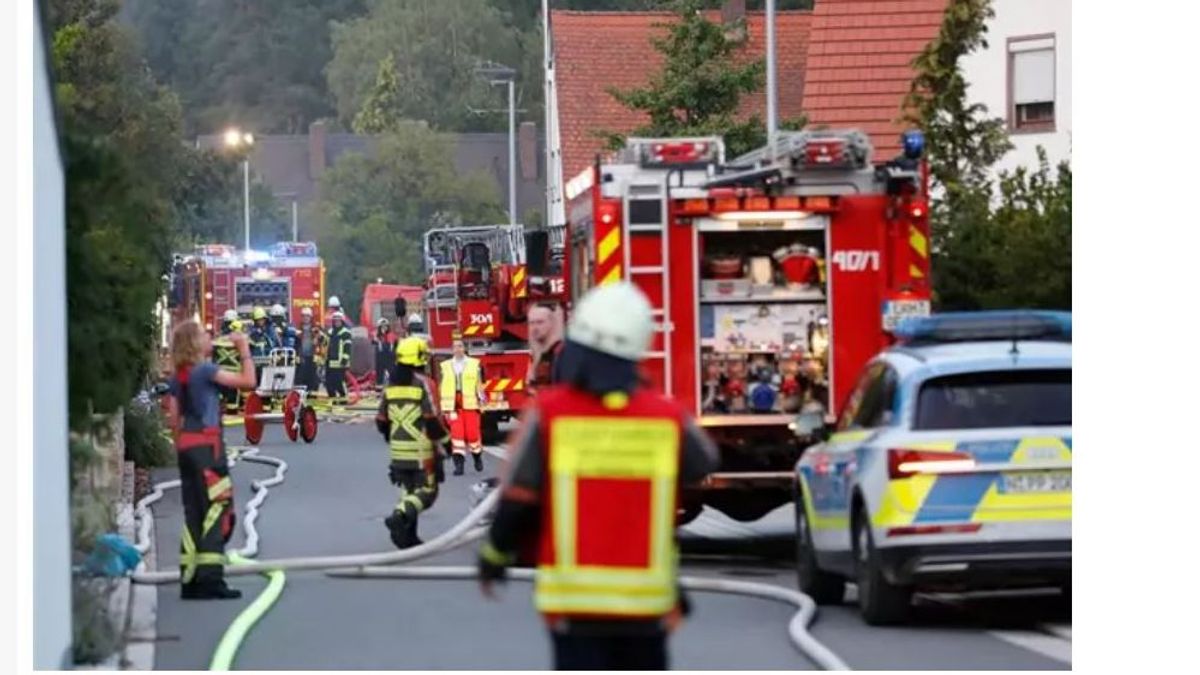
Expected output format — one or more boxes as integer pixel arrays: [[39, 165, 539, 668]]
[[988, 630, 1072, 664]]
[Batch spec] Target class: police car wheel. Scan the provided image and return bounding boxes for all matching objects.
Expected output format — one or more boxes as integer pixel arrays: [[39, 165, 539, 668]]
[[853, 511, 911, 625], [793, 489, 845, 604]]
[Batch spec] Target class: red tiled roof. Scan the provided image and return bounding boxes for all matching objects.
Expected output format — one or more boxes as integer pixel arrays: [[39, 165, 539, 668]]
[[552, 9, 812, 181], [803, 0, 946, 158]]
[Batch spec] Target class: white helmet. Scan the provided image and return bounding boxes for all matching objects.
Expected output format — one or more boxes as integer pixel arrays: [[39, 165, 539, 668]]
[[331, 311, 345, 322], [269, 303, 286, 318], [566, 282, 653, 362], [377, 317, 390, 328], [301, 307, 314, 318], [328, 295, 341, 309], [222, 309, 239, 322]]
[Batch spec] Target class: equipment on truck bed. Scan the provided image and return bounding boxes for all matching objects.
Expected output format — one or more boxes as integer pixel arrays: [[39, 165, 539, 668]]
[[563, 128, 932, 522]]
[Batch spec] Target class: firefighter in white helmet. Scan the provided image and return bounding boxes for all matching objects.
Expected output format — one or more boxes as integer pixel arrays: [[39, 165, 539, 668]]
[[326, 295, 353, 328], [219, 309, 240, 335], [297, 306, 325, 394], [478, 282, 718, 670]]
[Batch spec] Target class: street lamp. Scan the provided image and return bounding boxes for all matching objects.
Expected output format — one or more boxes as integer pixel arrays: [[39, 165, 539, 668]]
[[475, 61, 518, 226], [224, 128, 255, 251]]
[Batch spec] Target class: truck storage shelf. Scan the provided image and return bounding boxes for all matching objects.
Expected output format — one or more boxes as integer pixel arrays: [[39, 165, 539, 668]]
[[699, 292, 826, 304]]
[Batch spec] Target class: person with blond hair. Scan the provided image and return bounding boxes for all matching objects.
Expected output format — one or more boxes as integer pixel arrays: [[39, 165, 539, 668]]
[[166, 320, 257, 599]]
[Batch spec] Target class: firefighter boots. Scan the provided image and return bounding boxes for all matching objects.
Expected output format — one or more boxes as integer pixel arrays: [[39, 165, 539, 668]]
[[453, 454, 466, 476], [473, 453, 484, 472]]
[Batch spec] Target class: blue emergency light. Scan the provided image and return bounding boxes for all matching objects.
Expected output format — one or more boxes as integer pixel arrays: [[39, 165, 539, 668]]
[[902, 130, 925, 160], [894, 310, 1071, 346]]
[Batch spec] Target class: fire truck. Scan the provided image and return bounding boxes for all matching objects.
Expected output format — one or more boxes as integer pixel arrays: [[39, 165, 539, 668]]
[[168, 241, 327, 332], [360, 282, 425, 329], [562, 129, 932, 522], [422, 224, 568, 441]]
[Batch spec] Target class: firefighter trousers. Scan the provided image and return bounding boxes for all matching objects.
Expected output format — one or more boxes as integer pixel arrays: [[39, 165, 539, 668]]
[[386, 459, 441, 548], [297, 357, 319, 393], [448, 409, 482, 456], [550, 629, 668, 670], [176, 438, 235, 588], [325, 366, 347, 400]]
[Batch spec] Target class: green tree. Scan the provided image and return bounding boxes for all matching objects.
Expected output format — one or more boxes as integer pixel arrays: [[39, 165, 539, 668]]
[[903, 0, 1069, 310], [602, 0, 804, 158], [327, 0, 528, 133], [352, 53, 405, 134], [316, 122, 506, 318]]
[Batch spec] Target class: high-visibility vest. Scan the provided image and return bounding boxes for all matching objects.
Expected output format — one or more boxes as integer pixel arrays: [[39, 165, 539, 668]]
[[532, 386, 683, 619], [384, 384, 433, 463], [212, 339, 240, 372], [439, 358, 481, 411]]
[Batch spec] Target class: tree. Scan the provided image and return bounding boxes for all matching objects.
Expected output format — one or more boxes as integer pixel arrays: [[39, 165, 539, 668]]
[[316, 122, 506, 319], [603, 0, 804, 158], [327, 0, 527, 133], [352, 53, 405, 134], [903, 0, 1069, 310]]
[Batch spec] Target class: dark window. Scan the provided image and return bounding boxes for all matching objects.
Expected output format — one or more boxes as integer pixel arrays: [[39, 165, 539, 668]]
[[851, 365, 898, 429], [914, 369, 1071, 430], [837, 362, 882, 431], [628, 199, 662, 225]]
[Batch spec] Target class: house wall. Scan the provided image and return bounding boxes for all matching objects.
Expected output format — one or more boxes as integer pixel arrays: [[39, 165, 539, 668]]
[[960, 0, 1072, 176]]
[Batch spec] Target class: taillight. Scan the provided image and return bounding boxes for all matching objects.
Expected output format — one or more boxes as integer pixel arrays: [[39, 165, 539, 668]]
[[887, 448, 976, 479]]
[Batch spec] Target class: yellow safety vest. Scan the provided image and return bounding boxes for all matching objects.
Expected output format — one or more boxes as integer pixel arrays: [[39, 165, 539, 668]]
[[385, 385, 432, 463], [212, 338, 240, 372], [439, 358, 481, 411], [534, 415, 680, 617]]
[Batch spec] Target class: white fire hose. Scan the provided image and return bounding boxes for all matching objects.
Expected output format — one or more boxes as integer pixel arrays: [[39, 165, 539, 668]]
[[132, 451, 850, 670]]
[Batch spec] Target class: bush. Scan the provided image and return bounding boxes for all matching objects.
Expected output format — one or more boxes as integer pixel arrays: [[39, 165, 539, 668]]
[[124, 402, 174, 468]]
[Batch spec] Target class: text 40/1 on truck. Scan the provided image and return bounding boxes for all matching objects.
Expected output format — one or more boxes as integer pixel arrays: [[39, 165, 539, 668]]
[[168, 241, 327, 332], [563, 128, 932, 523]]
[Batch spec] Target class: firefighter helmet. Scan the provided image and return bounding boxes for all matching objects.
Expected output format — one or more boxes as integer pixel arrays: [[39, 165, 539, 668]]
[[230, 319, 244, 333], [252, 307, 267, 321], [395, 336, 430, 367], [331, 311, 345, 323], [377, 317, 390, 328], [301, 306, 313, 318], [269, 304, 286, 318], [566, 281, 653, 362], [328, 295, 342, 309], [223, 309, 239, 322]]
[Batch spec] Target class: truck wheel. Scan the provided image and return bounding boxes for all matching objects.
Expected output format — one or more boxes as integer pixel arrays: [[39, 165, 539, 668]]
[[481, 414, 504, 446], [853, 511, 911, 625], [794, 488, 845, 604]]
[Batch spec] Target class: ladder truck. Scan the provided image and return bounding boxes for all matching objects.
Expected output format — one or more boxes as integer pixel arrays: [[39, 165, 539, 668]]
[[563, 129, 932, 522]]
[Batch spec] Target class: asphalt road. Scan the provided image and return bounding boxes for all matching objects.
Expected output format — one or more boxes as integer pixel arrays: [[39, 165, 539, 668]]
[[148, 420, 1071, 670]]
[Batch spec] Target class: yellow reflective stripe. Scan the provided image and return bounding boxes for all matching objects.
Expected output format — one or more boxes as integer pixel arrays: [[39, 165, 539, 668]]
[[202, 502, 224, 536], [181, 527, 197, 583], [537, 567, 673, 589], [798, 471, 850, 531], [535, 591, 675, 615], [829, 430, 872, 444], [481, 541, 515, 566], [600, 264, 623, 286], [549, 417, 679, 478], [909, 264, 925, 279], [597, 227, 620, 265], [207, 476, 232, 501], [909, 225, 928, 258], [512, 266, 526, 284], [553, 473, 577, 568], [386, 386, 422, 400], [495, 378, 510, 392], [195, 553, 226, 566]]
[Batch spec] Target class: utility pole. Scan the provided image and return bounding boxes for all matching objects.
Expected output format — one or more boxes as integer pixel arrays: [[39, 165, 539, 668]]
[[766, 0, 778, 159]]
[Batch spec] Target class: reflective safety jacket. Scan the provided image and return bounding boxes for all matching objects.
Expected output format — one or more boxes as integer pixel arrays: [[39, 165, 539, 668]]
[[327, 326, 352, 368], [377, 373, 448, 465], [439, 357, 482, 411], [532, 387, 689, 618], [212, 338, 241, 373]]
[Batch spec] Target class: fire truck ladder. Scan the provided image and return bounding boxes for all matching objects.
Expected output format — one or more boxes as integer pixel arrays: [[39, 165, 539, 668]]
[[623, 183, 672, 396], [423, 225, 528, 328]]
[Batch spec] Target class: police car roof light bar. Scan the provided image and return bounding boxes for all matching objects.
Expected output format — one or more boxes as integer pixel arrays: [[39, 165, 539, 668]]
[[894, 310, 1071, 346]]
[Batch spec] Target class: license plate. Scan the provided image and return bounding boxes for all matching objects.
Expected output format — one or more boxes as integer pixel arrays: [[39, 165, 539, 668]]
[[882, 299, 931, 331], [1000, 471, 1071, 494]]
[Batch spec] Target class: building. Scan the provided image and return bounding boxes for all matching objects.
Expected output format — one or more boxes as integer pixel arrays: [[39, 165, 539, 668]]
[[194, 121, 546, 237], [960, 0, 1071, 175]]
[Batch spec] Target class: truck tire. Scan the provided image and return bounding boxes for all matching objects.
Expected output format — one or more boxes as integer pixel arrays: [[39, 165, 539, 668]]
[[853, 509, 912, 625], [793, 485, 845, 604]]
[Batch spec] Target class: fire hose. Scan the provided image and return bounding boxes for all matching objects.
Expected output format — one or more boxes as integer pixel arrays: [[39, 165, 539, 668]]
[[132, 456, 851, 671]]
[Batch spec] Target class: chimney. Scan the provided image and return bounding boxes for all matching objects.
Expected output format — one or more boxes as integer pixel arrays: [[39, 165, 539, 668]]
[[519, 122, 538, 181], [722, 0, 746, 24], [308, 120, 327, 180]]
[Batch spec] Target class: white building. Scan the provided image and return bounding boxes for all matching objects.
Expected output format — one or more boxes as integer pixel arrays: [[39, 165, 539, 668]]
[[961, 0, 1072, 176]]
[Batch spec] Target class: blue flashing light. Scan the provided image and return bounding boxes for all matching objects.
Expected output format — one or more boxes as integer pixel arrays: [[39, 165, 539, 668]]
[[894, 310, 1071, 346], [902, 130, 925, 160]]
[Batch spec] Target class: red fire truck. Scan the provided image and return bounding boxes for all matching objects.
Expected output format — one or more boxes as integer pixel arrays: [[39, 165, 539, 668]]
[[360, 282, 425, 329], [168, 241, 327, 332], [422, 224, 569, 442], [562, 129, 932, 522]]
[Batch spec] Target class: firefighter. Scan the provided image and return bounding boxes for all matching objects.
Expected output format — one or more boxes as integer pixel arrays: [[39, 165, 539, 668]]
[[526, 302, 565, 394], [439, 332, 486, 475], [327, 295, 353, 327], [212, 319, 244, 414], [376, 337, 451, 549], [248, 306, 276, 387], [269, 303, 299, 355], [167, 320, 257, 599], [373, 318, 396, 389], [219, 309, 239, 335], [324, 311, 352, 402], [296, 307, 324, 394], [477, 282, 718, 670]]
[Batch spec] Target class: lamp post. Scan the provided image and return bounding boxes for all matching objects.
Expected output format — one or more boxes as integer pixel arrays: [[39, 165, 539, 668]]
[[224, 128, 255, 250], [766, 0, 778, 159], [475, 61, 518, 226]]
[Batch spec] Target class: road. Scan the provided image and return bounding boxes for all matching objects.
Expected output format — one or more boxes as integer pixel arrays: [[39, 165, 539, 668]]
[[146, 421, 1071, 670]]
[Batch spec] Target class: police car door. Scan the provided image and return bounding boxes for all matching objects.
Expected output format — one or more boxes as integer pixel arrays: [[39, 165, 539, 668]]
[[809, 361, 898, 558]]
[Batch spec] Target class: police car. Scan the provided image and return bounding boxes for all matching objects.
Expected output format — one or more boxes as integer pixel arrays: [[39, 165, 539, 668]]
[[791, 311, 1071, 625]]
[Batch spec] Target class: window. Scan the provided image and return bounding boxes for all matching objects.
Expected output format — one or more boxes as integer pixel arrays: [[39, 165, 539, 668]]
[[914, 369, 1071, 431], [837, 362, 897, 431], [1008, 35, 1056, 133]]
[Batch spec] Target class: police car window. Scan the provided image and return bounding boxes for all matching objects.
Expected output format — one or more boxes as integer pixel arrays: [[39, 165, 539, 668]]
[[851, 365, 896, 429], [914, 369, 1071, 430], [837, 363, 883, 431]]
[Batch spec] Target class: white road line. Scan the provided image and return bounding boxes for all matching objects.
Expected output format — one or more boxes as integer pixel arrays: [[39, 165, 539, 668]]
[[988, 630, 1072, 664]]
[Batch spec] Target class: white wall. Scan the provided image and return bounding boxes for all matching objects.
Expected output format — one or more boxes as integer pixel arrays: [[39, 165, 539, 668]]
[[961, 0, 1072, 176], [33, 9, 73, 669]]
